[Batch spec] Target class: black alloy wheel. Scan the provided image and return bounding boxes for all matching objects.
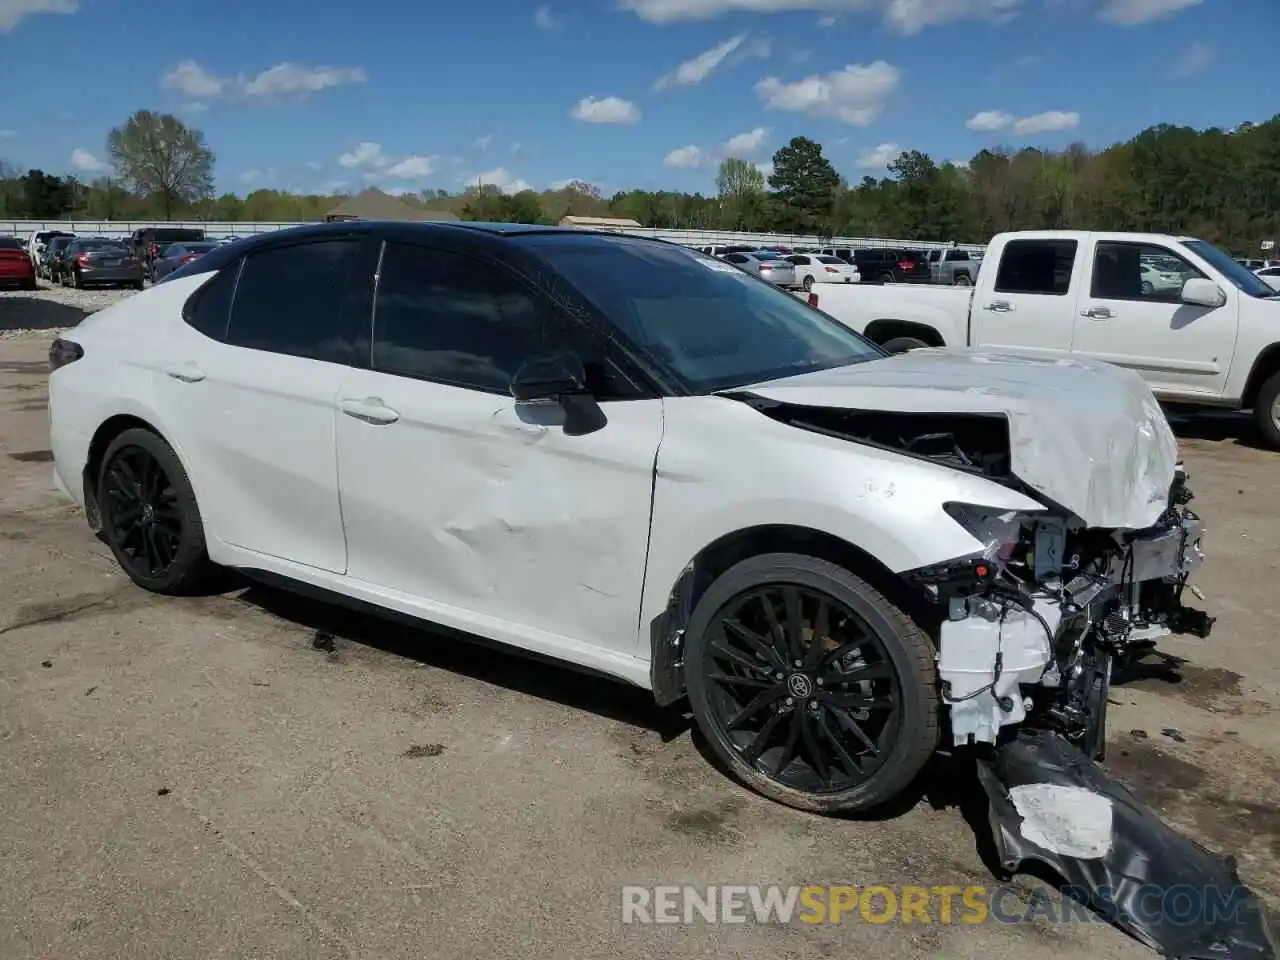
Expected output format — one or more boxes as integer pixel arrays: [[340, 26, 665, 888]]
[[686, 554, 938, 814], [98, 427, 214, 594]]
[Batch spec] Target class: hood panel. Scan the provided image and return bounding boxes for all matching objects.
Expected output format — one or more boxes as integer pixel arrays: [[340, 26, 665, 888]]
[[743, 349, 1178, 529]]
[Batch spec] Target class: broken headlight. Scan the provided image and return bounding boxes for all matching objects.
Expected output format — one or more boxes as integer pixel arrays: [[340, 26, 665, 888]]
[[942, 502, 1039, 562]]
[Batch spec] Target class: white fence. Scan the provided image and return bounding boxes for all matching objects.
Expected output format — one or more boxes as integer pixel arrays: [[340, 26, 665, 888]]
[[0, 218, 986, 254]]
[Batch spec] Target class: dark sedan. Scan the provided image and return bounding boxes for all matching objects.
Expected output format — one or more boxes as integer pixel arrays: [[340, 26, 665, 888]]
[[152, 241, 222, 281], [60, 239, 144, 289], [42, 236, 79, 284]]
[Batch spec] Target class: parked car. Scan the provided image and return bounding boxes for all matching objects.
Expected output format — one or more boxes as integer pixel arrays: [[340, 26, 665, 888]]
[[720, 250, 798, 288], [799, 229, 1280, 448], [29, 230, 75, 278], [1140, 260, 1185, 296], [152, 241, 222, 281], [818, 247, 855, 263], [785, 253, 860, 290], [48, 221, 1211, 816], [849, 247, 933, 284], [42, 235, 78, 284], [926, 247, 978, 285], [0, 235, 37, 289], [129, 227, 207, 278], [1256, 265, 1280, 292], [59, 238, 144, 289]]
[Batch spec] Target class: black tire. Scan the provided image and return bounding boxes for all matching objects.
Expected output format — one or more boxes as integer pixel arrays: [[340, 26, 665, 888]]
[[98, 427, 215, 594], [802, 275, 814, 292], [133, 279, 145, 291], [953, 273, 972, 286], [1141, 280, 1154, 296], [878, 271, 896, 283], [684, 553, 939, 814], [881, 336, 931, 354], [71, 270, 82, 289], [1254, 370, 1280, 451]]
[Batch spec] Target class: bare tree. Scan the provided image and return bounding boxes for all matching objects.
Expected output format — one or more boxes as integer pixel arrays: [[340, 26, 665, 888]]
[[107, 110, 215, 219]]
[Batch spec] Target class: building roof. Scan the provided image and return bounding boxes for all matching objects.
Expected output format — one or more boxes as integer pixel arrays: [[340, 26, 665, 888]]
[[325, 188, 460, 222], [558, 215, 642, 230]]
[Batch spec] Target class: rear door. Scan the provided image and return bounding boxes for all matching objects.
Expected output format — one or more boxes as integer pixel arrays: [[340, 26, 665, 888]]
[[970, 237, 1081, 356], [155, 235, 374, 572]]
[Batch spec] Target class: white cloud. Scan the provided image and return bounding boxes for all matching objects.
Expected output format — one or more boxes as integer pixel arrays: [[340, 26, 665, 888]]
[[463, 167, 534, 194], [622, 0, 1021, 35], [755, 60, 899, 126], [654, 33, 753, 90], [664, 145, 707, 169], [817, 14, 838, 25], [1098, 0, 1200, 25], [570, 95, 641, 124], [239, 167, 276, 184], [534, 4, 563, 29], [383, 155, 437, 179], [1012, 110, 1080, 134], [966, 109, 1015, 131], [721, 126, 770, 158], [549, 178, 603, 191], [1171, 40, 1213, 77], [338, 141, 388, 171], [965, 109, 1080, 135], [68, 148, 107, 174], [856, 143, 900, 170], [756, 161, 774, 179], [382, 186, 418, 197], [160, 59, 366, 106], [0, 0, 77, 33], [473, 134, 493, 151]]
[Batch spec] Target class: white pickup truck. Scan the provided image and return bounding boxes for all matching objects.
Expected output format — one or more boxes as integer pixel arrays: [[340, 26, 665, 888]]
[[802, 230, 1280, 448]]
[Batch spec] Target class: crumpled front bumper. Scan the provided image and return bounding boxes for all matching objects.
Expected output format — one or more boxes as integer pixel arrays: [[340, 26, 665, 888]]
[[929, 479, 1211, 750]]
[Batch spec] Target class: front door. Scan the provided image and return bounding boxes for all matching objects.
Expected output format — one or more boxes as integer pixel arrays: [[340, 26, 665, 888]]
[[970, 236, 1082, 356], [1070, 239, 1239, 399], [334, 239, 664, 656]]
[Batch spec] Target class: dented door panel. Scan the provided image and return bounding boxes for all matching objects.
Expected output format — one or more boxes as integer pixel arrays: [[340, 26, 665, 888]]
[[334, 369, 664, 656]]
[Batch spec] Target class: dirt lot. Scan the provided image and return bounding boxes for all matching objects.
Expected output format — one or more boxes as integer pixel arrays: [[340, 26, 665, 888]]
[[0, 323, 1277, 960]]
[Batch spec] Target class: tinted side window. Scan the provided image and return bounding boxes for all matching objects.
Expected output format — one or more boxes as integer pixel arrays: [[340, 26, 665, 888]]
[[952, 250, 970, 261], [724, 254, 747, 264], [1091, 242, 1205, 303], [182, 261, 241, 341], [227, 239, 362, 364], [994, 240, 1077, 296], [372, 242, 542, 394]]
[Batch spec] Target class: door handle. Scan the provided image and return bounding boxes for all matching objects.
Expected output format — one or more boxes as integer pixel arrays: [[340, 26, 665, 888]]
[[165, 363, 205, 383], [984, 300, 1014, 312], [339, 397, 400, 425], [1081, 306, 1115, 320]]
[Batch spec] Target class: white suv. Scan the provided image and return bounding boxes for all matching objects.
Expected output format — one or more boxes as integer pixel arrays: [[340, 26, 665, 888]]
[[47, 222, 1211, 814]]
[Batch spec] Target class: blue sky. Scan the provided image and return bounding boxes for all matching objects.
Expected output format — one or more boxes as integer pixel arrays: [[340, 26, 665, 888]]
[[0, 0, 1274, 198]]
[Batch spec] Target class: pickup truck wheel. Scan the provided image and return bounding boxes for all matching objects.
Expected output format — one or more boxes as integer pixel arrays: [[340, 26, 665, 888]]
[[881, 337, 930, 354], [1255, 371, 1280, 450], [684, 552, 939, 815], [953, 273, 972, 286]]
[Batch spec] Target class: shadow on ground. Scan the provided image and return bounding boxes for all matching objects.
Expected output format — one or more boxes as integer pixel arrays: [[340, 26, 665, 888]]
[[1166, 409, 1273, 451], [0, 297, 91, 332]]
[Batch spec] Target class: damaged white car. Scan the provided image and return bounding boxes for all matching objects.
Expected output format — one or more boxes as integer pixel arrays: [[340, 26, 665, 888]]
[[47, 222, 1212, 814]]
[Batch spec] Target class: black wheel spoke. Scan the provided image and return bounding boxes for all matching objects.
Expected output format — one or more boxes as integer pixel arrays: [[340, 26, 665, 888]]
[[710, 629, 773, 677], [722, 617, 786, 671], [741, 709, 786, 764], [726, 686, 785, 731], [818, 691, 895, 711], [773, 714, 801, 777], [803, 598, 832, 671], [817, 636, 870, 674], [815, 710, 864, 779], [102, 445, 184, 581], [707, 671, 773, 690], [827, 703, 882, 756], [782, 586, 805, 664], [798, 710, 830, 786]]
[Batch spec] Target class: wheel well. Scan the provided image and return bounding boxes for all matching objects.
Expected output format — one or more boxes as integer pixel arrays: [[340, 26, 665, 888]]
[[648, 524, 932, 706], [82, 414, 159, 529], [863, 319, 944, 348], [1241, 343, 1280, 409]]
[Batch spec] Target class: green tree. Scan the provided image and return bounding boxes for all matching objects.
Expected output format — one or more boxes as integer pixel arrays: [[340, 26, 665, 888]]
[[106, 110, 215, 219], [716, 157, 767, 230], [768, 136, 840, 232]]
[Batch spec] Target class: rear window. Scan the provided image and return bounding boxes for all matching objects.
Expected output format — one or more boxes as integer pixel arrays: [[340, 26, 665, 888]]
[[154, 229, 205, 241], [0, 237, 22, 250], [751, 251, 785, 261], [816, 255, 844, 264], [76, 239, 126, 251]]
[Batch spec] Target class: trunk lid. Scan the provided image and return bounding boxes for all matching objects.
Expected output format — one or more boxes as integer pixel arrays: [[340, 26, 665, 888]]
[[739, 348, 1178, 529]]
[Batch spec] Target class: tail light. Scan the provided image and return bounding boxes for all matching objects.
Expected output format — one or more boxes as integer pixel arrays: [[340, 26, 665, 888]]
[[807, 293, 820, 308], [76, 253, 91, 265], [824, 266, 839, 273], [150, 242, 160, 259], [180, 253, 199, 264], [899, 259, 915, 272], [49, 337, 83, 372]]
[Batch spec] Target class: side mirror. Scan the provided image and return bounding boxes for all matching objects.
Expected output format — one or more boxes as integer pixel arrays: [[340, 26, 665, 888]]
[[1181, 278, 1226, 309], [510, 351, 607, 437]]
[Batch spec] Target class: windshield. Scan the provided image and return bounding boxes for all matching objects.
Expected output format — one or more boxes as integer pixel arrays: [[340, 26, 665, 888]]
[[519, 235, 884, 393], [1184, 240, 1276, 298], [78, 240, 126, 251]]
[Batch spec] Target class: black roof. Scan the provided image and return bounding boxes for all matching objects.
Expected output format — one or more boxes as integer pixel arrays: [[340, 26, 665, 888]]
[[161, 219, 674, 285]]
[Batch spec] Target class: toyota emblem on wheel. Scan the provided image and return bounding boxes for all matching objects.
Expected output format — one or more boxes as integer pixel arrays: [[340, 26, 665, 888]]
[[786, 674, 814, 699]]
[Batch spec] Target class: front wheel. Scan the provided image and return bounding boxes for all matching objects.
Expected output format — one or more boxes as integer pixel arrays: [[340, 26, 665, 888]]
[[684, 553, 939, 814], [1141, 280, 1154, 296], [98, 427, 216, 594], [802, 275, 814, 292], [1254, 370, 1280, 450]]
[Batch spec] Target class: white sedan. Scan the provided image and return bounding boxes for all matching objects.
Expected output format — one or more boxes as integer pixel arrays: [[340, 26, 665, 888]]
[[1255, 265, 1280, 292], [47, 222, 1210, 815], [786, 253, 860, 290], [1140, 261, 1185, 296]]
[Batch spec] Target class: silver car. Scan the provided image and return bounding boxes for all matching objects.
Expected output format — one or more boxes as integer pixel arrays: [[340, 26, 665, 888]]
[[721, 250, 798, 288]]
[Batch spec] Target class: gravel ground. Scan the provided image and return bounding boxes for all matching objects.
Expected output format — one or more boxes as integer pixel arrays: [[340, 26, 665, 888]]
[[0, 280, 144, 339]]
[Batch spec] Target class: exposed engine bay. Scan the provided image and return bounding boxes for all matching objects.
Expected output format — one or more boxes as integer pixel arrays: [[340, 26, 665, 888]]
[[910, 465, 1213, 756]]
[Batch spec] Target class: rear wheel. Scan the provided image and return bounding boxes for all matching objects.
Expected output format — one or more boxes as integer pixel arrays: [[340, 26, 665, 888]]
[[98, 428, 215, 594], [881, 336, 931, 354], [1255, 370, 1280, 451], [953, 273, 972, 286], [1141, 280, 1155, 296], [878, 271, 896, 283], [71, 270, 82, 289], [685, 553, 938, 814], [802, 275, 814, 292]]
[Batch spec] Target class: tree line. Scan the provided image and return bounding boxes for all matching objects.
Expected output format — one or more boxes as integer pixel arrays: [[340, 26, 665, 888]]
[[2, 110, 1277, 255]]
